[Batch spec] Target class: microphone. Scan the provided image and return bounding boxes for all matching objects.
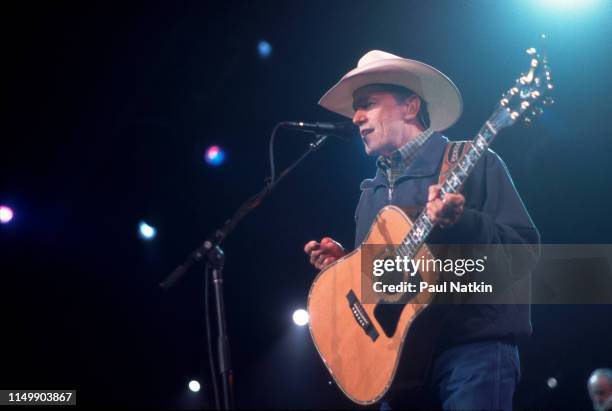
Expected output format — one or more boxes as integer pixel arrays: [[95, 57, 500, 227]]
[[280, 121, 358, 139]]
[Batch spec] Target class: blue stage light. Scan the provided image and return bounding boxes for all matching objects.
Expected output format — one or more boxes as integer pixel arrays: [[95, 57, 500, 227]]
[[205, 145, 225, 167], [258, 40, 272, 58], [138, 221, 157, 240], [0, 205, 14, 224], [536, 0, 600, 11]]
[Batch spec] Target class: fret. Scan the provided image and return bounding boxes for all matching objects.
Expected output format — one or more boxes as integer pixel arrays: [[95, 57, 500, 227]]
[[466, 148, 479, 165], [421, 215, 433, 229], [398, 243, 409, 258], [456, 160, 468, 177], [442, 178, 455, 195], [461, 150, 475, 170], [485, 121, 497, 135], [449, 172, 462, 190], [413, 223, 425, 240], [403, 241, 416, 258], [474, 134, 488, 154], [440, 182, 450, 197]]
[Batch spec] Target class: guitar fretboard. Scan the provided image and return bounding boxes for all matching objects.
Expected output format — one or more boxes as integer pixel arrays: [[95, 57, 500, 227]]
[[395, 109, 504, 260]]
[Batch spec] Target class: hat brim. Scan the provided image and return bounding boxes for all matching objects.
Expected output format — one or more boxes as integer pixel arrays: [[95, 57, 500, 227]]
[[318, 58, 462, 132]]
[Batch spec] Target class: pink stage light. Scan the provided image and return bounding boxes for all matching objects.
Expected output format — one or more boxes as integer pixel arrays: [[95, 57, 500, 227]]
[[205, 145, 225, 166], [0, 205, 14, 224]]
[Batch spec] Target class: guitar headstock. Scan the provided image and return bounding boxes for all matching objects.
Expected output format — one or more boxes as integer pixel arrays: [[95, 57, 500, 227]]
[[491, 36, 554, 131]]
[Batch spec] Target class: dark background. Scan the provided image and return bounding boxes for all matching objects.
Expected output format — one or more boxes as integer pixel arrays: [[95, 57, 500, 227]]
[[2, 0, 612, 409]]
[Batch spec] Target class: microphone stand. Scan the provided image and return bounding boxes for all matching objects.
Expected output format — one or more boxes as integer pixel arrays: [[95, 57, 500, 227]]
[[160, 132, 331, 410]]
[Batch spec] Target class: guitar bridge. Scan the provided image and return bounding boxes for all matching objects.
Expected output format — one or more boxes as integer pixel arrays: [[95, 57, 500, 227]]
[[346, 290, 379, 342]]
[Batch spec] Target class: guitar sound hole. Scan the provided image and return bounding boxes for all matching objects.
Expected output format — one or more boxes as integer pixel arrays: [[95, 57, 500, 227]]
[[373, 270, 422, 337], [373, 303, 405, 338]]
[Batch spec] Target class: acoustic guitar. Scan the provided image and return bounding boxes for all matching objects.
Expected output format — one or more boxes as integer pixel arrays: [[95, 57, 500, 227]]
[[307, 45, 553, 405]]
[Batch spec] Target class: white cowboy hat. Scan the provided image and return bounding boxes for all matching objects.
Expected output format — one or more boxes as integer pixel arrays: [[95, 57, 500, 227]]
[[318, 50, 463, 131]]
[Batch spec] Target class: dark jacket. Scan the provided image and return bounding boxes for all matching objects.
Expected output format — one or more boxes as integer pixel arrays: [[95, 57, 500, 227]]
[[354, 132, 540, 348]]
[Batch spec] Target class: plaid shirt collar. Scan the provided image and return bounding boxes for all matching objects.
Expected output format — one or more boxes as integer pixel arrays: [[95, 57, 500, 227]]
[[376, 128, 433, 187]]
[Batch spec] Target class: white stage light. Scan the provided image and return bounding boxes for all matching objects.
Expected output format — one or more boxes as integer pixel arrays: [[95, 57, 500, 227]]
[[188, 380, 201, 392], [138, 221, 156, 240], [292, 309, 309, 326]]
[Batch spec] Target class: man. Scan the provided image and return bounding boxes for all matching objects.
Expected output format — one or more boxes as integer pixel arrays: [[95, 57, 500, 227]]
[[588, 369, 612, 411], [304, 50, 539, 410]]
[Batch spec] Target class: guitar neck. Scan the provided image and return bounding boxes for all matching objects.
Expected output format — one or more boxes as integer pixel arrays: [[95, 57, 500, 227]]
[[396, 107, 506, 259]]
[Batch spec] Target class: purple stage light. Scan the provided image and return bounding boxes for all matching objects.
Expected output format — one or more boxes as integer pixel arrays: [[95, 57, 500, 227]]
[[0, 205, 14, 224], [205, 145, 225, 167]]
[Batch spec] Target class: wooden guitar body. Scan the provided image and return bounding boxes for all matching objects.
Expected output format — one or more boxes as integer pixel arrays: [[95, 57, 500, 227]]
[[307, 205, 441, 405]]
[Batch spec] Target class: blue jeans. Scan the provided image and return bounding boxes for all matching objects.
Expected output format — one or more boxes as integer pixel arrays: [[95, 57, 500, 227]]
[[381, 340, 520, 410], [432, 340, 520, 410]]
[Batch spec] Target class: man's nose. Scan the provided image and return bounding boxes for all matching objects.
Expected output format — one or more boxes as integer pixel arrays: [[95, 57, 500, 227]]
[[352, 109, 366, 126]]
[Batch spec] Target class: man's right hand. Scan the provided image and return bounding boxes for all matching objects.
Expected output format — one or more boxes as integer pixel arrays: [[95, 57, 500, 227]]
[[304, 237, 347, 270]]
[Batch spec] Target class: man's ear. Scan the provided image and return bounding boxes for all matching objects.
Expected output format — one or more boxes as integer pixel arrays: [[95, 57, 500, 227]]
[[403, 95, 421, 122]]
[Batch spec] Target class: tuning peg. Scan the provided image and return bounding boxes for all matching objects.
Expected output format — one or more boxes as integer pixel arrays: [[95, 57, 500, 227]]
[[543, 97, 555, 106], [531, 107, 544, 117], [526, 47, 537, 55], [523, 117, 533, 126]]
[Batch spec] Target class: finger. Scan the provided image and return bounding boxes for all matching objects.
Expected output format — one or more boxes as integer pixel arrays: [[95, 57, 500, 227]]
[[304, 241, 320, 254], [310, 249, 324, 265], [447, 195, 465, 210], [443, 193, 465, 207], [428, 198, 443, 215], [320, 241, 342, 256], [438, 203, 454, 217], [438, 194, 457, 209], [426, 201, 438, 222], [441, 204, 464, 227], [321, 237, 344, 254], [309, 250, 321, 265], [447, 202, 464, 215], [428, 184, 442, 202], [316, 253, 327, 268], [322, 257, 336, 267]]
